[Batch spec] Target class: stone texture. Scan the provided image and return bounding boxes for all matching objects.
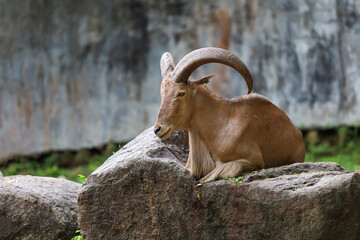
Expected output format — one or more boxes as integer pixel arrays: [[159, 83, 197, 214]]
[[78, 128, 191, 239], [78, 127, 360, 240], [0, 175, 81, 240], [0, 0, 359, 161]]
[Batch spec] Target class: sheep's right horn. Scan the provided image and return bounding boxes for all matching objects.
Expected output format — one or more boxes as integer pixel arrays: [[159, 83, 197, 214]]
[[160, 52, 175, 79], [171, 47, 253, 94]]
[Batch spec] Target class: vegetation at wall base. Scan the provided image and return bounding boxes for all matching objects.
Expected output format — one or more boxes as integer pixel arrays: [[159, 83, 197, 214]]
[[0, 126, 359, 184], [304, 126, 360, 170], [0, 142, 122, 183]]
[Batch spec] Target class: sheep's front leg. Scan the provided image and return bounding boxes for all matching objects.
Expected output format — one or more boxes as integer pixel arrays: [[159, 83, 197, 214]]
[[199, 159, 258, 182], [185, 154, 215, 179], [185, 157, 195, 175], [187, 131, 216, 179]]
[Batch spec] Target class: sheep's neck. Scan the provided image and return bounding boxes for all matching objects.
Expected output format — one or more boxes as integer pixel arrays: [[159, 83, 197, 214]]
[[188, 86, 231, 158]]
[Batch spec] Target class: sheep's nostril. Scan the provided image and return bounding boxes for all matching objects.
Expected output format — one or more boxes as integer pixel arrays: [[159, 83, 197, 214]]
[[154, 126, 162, 134]]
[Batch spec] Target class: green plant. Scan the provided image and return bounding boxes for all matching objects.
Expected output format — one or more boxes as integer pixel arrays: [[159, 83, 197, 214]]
[[225, 175, 244, 189], [197, 193, 201, 200], [71, 230, 82, 240], [77, 174, 88, 184], [0, 151, 108, 183], [305, 128, 360, 170], [196, 182, 205, 187]]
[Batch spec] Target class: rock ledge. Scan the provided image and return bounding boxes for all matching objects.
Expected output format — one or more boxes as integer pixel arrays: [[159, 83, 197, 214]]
[[0, 174, 80, 240], [78, 128, 360, 240]]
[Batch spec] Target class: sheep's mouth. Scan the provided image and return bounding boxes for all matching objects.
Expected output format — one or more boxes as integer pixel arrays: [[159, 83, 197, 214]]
[[159, 128, 172, 139]]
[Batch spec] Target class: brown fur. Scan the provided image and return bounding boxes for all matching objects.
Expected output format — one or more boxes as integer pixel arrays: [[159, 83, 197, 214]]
[[155, 76, 305, 182]]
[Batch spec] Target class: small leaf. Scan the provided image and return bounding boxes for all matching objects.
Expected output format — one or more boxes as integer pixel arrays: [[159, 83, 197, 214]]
[[197, 193, 201, 200], [77, 174, 87, 181], [196, 182, 204, 187], [235, 176, 244, 183]]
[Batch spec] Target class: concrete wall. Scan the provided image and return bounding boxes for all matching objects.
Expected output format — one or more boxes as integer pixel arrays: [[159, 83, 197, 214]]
[[0, 0, 359, 160]]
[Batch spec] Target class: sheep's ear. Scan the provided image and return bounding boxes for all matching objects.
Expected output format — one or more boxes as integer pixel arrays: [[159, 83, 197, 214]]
[[189, 75, 214, 85], [160, 52, 175, 79]]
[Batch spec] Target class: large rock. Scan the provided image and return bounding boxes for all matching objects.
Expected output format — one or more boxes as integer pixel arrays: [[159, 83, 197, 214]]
[[1, 0, 359, 161], [0, 174, 81, 240], [78, 128, 360, 239]]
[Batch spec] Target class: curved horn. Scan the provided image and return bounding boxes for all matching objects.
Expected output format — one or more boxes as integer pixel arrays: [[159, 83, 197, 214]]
[[160, 52, 175, 79], [171, 47, 253, 94]]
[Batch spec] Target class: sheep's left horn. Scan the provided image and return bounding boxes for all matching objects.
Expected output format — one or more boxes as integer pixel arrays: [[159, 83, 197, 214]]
[[171, 47, 253, 94], [160, 52, 175, 79]]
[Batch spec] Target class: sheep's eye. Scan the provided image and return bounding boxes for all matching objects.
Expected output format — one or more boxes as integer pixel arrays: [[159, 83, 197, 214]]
[[177, 92, 185, 97]]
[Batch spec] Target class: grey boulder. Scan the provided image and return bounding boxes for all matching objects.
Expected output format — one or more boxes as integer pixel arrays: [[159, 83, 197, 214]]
[[78, 127, 360, 240], [0, 174, 81, 240]]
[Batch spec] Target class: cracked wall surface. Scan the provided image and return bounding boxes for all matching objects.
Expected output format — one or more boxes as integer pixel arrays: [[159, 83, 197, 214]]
[[0, 0, 359, 160]]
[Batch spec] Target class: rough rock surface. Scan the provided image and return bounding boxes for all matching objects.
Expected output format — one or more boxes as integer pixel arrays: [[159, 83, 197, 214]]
[[1, 0, 359, 161], [0, 174, 81, 240], [78, 128, 360, 240]]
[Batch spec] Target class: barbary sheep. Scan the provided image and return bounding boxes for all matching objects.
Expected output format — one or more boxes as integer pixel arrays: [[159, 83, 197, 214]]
[[154, 47, 305, 182]]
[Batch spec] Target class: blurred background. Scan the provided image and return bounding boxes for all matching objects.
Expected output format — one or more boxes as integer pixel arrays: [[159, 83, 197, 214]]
[[0, 0, 359, 182]]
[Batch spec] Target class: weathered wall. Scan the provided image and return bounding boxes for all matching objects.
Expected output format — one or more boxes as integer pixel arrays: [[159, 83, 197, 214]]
[[0, 0, 359, 160]]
